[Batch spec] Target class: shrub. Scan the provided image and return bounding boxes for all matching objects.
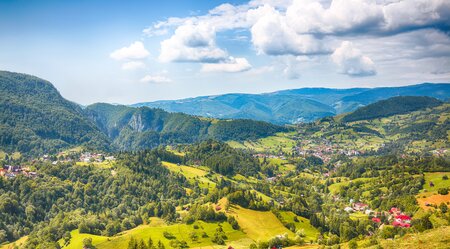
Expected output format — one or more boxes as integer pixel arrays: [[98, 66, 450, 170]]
[[438, 188, 449, 195], [163, 231, 176, 240]]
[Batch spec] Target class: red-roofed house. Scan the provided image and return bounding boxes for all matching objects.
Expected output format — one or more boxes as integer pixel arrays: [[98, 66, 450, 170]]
[[353, 202, 369, 211]]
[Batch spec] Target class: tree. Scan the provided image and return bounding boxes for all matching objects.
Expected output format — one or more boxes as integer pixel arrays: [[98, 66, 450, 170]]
[[63, 231, 71, 246], [439, 203, 448, 213], [128, 237, 138, 249], [83, 237, 93, 249]]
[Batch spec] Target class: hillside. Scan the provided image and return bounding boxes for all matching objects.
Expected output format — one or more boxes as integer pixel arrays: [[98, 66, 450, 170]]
[[0, 71, 110, 155], [0, 96, 449, 249], [133, 83, 450, 124], [341, 96, 443, 122], [0, 71, 285, 155], [86, 103, 285, 151]]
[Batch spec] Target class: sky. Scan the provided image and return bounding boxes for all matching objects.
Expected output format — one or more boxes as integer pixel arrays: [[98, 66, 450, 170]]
[[1, 0, 450, 105]]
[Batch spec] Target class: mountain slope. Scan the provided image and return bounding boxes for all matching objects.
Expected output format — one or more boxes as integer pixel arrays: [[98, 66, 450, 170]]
[[341, 96, 443, 122], [133, 83, 450, 124], [86, 103, 286, 151], [0, 71, 110, 155]]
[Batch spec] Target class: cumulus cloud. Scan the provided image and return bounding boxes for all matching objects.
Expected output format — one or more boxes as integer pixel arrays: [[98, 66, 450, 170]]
[[121, 61, 145, 70], [249, 5, 330, 56], [285, 0, 384, 35], [110, 41, 150, 61], [383, 0, 450, 34], [159, 21, 228, 63], [201, 57, 252, 73], [140, 75, 172, 83], [331, 41, 376, 76], [143, 0, 450, 77]]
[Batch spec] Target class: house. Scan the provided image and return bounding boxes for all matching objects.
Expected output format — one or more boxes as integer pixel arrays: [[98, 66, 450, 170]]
[[371, 217, 381, 223], [352, 202, 369, 211], [389, 207, 401, 216]]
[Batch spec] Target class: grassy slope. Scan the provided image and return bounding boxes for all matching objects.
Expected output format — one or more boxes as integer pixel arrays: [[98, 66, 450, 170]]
[[416, 172, 450, 211], [61, 218, 248, 249], [227, 205, 295, 241], [162, 161, 216, 190], [328, 178, 373, 195], [279, 211, 319, 241], [228, 132, 296, 153]]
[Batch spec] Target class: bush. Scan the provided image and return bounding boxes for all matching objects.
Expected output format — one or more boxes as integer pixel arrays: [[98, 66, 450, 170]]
[[438, 188, 449, 195], [443, 175, 448, 180], [227, 216, 240, 230], [163, 231, 176, 240]]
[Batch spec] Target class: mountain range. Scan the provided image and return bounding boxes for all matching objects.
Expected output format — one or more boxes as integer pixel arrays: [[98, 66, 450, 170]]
[[0, 71, 284, 155], [133, 83, 450, 124], [1, 70, 449, 155]]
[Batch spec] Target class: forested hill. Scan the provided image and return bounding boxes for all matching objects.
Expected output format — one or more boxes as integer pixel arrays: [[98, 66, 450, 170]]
[[0, 71, 110, 155], [0, 71, 285, 155], [341, 96, 443, 122], [86, 103, 285, 151]]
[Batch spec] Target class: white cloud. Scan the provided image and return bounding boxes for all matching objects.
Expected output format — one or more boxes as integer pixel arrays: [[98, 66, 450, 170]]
[[110, 41, 150, 61], [249, 5, 330, 56], [143, 0, 449, 78], [121, 61, 145, 70], [331, 41, 376, 76], [159, 21, 228, 63], [201, 57, 252, 73], [140, 75, 172, 83], [285, 0, 384, 34], [383, 0, 450, 33]]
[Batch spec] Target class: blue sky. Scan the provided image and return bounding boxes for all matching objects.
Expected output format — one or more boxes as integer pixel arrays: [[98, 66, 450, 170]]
[[1, 0, 449, 105]]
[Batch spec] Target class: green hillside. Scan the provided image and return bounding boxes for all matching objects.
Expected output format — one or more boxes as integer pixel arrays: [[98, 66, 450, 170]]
[[342, 96, 443, 122], [86, 103, 286, 151], [0, 71, 110, 155]]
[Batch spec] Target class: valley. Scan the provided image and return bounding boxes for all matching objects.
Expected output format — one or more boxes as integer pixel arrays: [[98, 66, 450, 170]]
[[0, 72, 449, 249]]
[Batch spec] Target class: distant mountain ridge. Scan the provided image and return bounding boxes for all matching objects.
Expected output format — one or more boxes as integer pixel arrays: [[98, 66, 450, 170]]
[[133, 83, 450, 124]]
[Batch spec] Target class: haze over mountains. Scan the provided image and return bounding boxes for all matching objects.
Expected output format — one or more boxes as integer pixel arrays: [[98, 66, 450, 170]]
[[133, 83, 450, 124]]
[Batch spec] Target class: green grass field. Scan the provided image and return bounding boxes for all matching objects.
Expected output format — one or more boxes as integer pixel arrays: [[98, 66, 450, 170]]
[[278, 211, 319, 241], [61, 218, 248, 249], [228, 133, 296, 153], [422, 172, 450, 193], [328, 178, 372, 195], [228, 205, 295, 241], [162, 161, 216, 190]]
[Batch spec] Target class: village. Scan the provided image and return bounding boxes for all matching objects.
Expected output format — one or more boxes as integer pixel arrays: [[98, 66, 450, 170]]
[[0, 151, 115, 180], [0, 164, 37, 179], [344, 201, 412, 228]]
